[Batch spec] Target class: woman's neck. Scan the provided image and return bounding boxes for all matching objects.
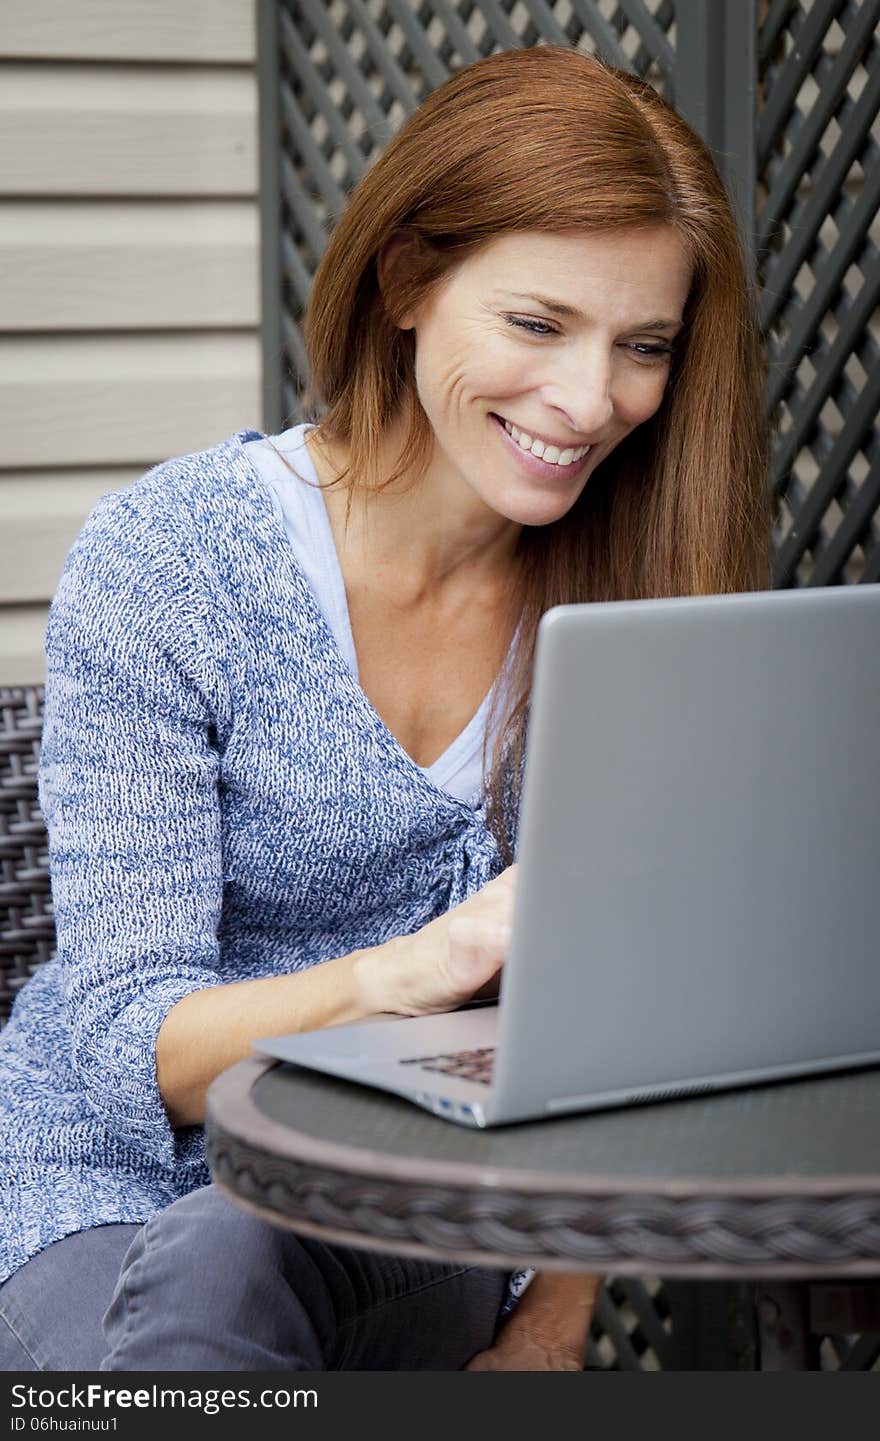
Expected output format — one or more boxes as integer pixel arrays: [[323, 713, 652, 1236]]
[[305, 422, 521, 610]]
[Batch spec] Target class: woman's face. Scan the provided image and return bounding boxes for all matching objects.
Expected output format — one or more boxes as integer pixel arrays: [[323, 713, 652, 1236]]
[[396, 226, 692, 528]]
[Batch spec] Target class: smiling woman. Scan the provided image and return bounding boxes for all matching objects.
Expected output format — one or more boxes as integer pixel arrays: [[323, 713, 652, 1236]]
[[0, 45, 769, 1373], [305, 45, 771, 858]]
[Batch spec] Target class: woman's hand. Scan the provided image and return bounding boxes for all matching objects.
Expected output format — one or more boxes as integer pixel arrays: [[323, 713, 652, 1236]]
[[355, 865, 517, 1016], [464, 1338, 584, 1371], [464, 1271, 601, 1372]]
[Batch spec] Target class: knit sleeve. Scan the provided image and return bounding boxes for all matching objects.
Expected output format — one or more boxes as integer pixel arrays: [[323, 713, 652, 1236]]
[[37, 486, 233, 1170]]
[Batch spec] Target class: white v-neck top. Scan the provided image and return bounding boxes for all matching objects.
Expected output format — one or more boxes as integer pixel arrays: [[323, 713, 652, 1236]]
[[244, 425, 496, 806]]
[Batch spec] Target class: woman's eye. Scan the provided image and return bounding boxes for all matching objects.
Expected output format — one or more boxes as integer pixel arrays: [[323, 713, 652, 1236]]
[[503, 315, 559, 337], [626, 341, 675, 361]]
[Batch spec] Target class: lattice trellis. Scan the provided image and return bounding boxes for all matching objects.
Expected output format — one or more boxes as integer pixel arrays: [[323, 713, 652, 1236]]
[[590, 1276, 674, 1369], [588, 1277, 756, 1370], [758, 0, 880, 586], [263, 0, 879, 588], [820, 1332, 880, 1370]]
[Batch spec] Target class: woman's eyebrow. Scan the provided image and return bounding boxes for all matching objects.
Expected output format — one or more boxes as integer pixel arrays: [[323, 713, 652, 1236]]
[[496, 291, 683, 330]]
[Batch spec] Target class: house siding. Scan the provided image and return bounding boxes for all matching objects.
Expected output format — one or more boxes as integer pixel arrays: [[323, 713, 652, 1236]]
[[0, 0, 261, 683]]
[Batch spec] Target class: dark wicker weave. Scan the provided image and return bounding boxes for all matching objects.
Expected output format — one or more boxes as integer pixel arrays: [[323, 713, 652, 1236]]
[[206, 1059, 880, 1282], [0, 686, 54, 1025]]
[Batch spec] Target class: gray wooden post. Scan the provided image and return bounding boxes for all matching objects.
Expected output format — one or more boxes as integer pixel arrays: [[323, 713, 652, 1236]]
[[675, 0, 758, 274]]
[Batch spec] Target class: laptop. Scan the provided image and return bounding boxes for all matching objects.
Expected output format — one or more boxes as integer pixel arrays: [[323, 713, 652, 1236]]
[[255, 585, 880, 1127]]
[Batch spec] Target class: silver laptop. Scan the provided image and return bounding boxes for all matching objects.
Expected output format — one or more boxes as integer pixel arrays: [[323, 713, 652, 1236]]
[[256, 585, 880, 1127]]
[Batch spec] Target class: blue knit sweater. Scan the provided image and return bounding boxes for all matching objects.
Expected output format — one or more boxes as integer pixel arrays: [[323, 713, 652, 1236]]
[[0, 430, 514, 1284]]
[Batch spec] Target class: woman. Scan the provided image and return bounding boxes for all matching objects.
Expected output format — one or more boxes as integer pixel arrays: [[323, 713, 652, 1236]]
[[0, 46, 769, 1370]]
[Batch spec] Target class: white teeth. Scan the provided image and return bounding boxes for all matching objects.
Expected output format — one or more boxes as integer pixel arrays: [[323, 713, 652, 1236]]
[[502, 418, 589, 466]]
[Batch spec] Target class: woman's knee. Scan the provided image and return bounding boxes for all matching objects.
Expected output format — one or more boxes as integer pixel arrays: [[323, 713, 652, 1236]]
[[142, 1184, 290, 1269], [101, 1186, 508, 1371], [101, 1185, 337, 1370]]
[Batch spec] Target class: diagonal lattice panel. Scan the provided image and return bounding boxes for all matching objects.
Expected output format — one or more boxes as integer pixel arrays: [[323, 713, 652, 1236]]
[[587, 1276, 692, 1369], [274, 0, 676, 425], [757, 0, 880, 586], [820, 1332, 880, 1370]]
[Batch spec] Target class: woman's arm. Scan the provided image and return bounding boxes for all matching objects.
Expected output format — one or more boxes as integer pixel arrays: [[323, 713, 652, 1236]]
[[44, 486, 516, 1146], [39, 490, 236, 1166], [465, 1271, 602, 1371], [156, 953, 372, 1127], [157, 877, 515, 1126]]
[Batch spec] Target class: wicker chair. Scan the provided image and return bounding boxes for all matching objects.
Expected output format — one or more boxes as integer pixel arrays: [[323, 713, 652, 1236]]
[[0, 686, 54, 1025]]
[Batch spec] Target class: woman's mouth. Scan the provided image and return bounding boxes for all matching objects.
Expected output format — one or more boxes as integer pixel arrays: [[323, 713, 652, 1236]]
[[490, 414, 592, 477]]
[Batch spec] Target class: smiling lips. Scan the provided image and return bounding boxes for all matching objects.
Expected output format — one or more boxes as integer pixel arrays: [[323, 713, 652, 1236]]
[[495, 415, 593, 464], [497, 415, 592, 468]]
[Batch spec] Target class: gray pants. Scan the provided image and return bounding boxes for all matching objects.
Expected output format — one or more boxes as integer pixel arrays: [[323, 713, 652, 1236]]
[[0, 1184, 508, 1371]]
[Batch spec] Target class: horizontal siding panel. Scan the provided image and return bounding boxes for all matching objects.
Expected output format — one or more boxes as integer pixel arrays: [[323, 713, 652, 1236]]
[[0, 65, 257, 195], [0, 606, 48, 687], [0, 201, 259, 329], [0, 471, 140, 604], [2, 0, 257, 63], [0, 334, 261, 468]]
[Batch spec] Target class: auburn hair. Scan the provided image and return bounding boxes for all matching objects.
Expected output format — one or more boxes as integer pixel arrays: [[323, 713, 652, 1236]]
[[300, 45, 771, 859]]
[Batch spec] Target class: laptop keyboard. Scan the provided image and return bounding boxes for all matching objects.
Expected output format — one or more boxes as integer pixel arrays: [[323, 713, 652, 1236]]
[[399, 1046, 495, 1086]]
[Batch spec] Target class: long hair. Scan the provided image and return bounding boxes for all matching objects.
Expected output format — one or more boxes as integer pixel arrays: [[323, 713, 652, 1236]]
[[302, 45, 771, 859]]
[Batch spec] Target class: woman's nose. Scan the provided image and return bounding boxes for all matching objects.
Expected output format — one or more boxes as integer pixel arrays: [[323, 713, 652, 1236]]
[[543, 352, 615, 438]]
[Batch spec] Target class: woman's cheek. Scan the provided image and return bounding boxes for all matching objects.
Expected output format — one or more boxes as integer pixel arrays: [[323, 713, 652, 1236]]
[[618, 370, 671, 428], [473, 342, 532, 396]]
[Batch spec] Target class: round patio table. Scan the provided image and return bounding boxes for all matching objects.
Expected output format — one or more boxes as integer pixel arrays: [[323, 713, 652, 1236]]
[[205, 1055, 880, 1281]]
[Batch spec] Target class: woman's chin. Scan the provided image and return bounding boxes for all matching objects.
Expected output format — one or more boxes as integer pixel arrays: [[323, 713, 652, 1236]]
[[493, 487, 584, 528]]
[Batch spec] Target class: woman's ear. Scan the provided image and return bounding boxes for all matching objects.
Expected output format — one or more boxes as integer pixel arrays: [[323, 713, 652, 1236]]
[[376, 231, 423, 330]]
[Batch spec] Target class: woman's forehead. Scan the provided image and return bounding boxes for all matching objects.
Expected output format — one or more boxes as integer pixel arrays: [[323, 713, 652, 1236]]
[[458, 227, 693, 317]]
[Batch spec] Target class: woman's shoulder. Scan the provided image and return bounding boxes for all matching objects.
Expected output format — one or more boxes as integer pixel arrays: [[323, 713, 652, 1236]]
[[46, 429, 292, 671], [98, 428, 260, 527], [45, 430, 287, 701], [66, 429, 275, 578]]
